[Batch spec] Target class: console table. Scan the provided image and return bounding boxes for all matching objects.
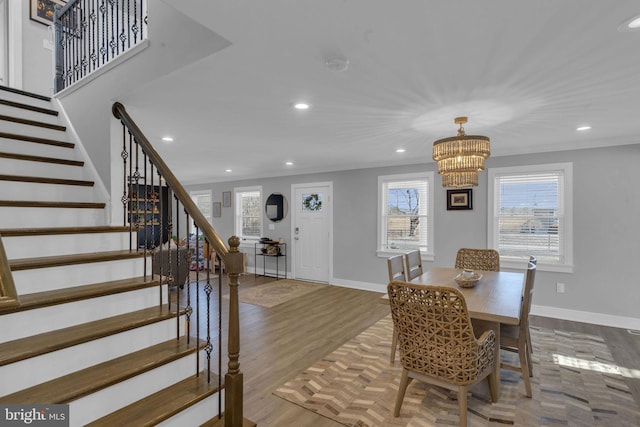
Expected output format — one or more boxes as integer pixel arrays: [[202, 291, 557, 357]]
[[254, 241, 287, 279]]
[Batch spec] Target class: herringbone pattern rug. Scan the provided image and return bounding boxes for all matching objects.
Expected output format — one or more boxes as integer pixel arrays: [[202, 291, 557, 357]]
[[274, 316, 640, 426]]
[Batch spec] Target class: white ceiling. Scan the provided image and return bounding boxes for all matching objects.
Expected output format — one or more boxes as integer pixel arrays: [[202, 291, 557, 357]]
[[121, 0, 640, 184]]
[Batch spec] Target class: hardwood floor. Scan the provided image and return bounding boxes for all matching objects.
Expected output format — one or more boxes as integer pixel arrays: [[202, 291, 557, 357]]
[[174, 274, 640, 426]]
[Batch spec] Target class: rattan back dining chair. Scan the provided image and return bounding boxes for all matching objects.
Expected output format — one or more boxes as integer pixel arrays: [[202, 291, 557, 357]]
[[387, 281, 497, 427], [499, 261, 536, 397], [404, 250, 423, 280], [386, 255, 406, 363], [455, 248, 500, 271]]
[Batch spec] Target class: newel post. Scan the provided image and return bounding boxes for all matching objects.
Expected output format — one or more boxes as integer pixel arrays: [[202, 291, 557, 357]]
[[224, 236, 244, 427]]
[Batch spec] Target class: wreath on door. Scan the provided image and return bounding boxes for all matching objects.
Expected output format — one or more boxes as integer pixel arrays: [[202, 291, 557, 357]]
[[303, 194, 322, 211]]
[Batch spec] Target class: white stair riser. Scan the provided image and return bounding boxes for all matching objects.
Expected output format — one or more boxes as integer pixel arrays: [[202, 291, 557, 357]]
[[0, 157, 85, 180], [0, 286, 166, 342], [0, 317, 184, 396], [157, 391, 223, 427], [0, 106, 60, 126], [0, 120, 68, 140], [0, 138, 77, 159], [0, 91, 53, 110], [70, 353, 205, 426], [12, 258, 149, 294], [3, 232, 135, 259], [0, 206, 107, 228], [0, 181, 97, 203]]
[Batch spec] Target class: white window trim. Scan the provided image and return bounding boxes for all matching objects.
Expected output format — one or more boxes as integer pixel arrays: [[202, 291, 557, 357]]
[[189, 190, 212, 234], [376, 171, 435, 261], [487, 162, 573, 273], [234, 185, 262, 246]]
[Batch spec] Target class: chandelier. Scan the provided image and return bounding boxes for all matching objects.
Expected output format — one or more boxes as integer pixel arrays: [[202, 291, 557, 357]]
[[432, 117, 490, 188]]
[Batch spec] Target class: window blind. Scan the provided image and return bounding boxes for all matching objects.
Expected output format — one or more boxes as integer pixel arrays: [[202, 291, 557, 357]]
[[382, 179, 429, 251], [493, 170, 564, 263]]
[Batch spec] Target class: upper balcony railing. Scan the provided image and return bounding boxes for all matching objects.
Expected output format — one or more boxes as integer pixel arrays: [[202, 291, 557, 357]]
[[54, 0, 148, 93]]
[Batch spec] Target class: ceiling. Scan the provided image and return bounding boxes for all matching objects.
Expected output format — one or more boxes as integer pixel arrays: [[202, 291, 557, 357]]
[[120, 0, 640, 185]]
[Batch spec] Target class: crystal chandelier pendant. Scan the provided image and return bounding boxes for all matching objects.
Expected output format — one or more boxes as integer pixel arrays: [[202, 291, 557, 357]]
[[432, 117, 490, 188]]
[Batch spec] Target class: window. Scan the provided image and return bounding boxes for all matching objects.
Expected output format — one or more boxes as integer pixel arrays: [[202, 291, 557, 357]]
[[189, 190, 212, 234], [234, 186, 262, 241], [378, 172, 434, 259], [488, 163, 573, 272]]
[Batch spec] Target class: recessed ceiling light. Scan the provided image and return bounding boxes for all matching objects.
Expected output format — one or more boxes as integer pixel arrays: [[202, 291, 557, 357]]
[[294, 103, 310, 110], [225, 169, 232, 173], [396, 148, 406, 153], [162, 136, 174, 142], [285, 161, 293, 166], [576, 126, 592, 131], [618, 14, 640, 32]]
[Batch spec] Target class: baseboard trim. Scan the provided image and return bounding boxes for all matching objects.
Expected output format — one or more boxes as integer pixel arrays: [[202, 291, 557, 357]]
[[531, 305, 640, 331], [330, 278, 385, 293], [329, 278, 640, 330]]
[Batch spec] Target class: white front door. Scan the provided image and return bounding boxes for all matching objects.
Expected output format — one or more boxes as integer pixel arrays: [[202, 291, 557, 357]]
[[292, 183, 332, 283]]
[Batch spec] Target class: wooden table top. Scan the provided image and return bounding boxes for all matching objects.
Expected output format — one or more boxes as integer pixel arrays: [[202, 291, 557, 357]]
[[407, 267, 525, 325]]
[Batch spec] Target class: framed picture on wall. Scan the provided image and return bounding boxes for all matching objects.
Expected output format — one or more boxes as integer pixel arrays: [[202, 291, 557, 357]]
[[222, 191, 232, 207], [446, 189, 473, 210], [213, 202, 222, 218], [30, 0, 66, 26]]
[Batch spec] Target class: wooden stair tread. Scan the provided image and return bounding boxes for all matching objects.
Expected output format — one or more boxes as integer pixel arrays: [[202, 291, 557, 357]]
[[0, 337, 203, 404], [0, 85, 51, 102], [0, 200, 105, 209], [0, 304, 180, 366], [0, 276, 160, 315], [9, 249, 146, 271], [0, 151, 83, 166], [0, 131, 73, 148], [0, 174, 94, 186], [0, 225, 129, 236], [0, 114, 66, 131], [0, 99, 58, 116], [87, 372, 222, 427]]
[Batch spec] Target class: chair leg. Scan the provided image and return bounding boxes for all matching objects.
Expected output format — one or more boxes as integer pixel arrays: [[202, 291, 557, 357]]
[[457, 386, 468, 427], [390, 327, 398, 364], [526, 328, 533, 376], [394, 369, 412, 417], [519, 342, 532, 398], [486, 372, 498, 403]]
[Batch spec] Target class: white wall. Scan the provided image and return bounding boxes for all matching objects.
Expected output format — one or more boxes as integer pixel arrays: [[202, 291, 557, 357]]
[[186, 144, 640, 328], [19, 0, 54, 95]]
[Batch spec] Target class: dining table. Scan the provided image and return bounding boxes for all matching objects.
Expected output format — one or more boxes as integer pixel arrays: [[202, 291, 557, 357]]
[[405, 267, 525, 400]]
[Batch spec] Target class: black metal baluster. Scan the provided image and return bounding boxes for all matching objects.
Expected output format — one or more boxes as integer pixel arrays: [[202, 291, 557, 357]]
[[174, 194, 180, 339], [218, 254, 223, 402], [142, 152, 148, 278], [121, 124, 128, 227], [157, 169, 164, 306], [100, 0, 106, 65], [126, 0, 130, 49], [132, 0, 137, 44], [196, 229, 200, 374], [204, 240, 213, 382], [140, 0, 143, 41]]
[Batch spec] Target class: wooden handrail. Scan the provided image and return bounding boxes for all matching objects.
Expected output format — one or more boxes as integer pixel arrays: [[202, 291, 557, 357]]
[[0, 234, 20, 309], [112, 102, 229, 262]]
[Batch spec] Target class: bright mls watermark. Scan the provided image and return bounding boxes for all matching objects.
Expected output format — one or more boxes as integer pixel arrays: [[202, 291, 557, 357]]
[[1, 405, 69, 426]]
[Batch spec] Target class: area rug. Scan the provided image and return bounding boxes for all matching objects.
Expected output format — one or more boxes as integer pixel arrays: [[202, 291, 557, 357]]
[[230, 279, 324, 308], [274, 315, 640, 426]]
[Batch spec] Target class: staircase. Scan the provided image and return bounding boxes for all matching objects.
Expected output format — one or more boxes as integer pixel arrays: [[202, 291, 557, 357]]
[[0, 86, 223, 426]]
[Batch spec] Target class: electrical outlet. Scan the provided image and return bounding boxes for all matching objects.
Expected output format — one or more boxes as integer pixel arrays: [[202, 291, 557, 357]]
[[556, 282, 565, 293]]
